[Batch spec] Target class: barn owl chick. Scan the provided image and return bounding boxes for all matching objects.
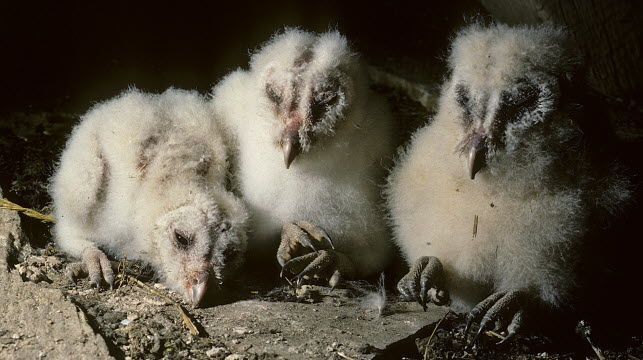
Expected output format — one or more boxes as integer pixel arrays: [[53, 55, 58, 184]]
[[386, 24, 631, 342], [211, 29, 396, 286], [50, 89, 248, 307]]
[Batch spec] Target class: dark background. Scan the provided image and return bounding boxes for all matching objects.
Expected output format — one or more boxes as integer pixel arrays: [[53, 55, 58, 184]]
[[0, 1, 485, 114]]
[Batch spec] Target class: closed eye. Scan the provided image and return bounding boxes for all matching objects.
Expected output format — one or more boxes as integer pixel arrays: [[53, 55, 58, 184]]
[[310, 90, 340, 123], [501, 87, 540, 113], [222, 247, 237, 260], [266, 84, 283, 106], [455, 83, 470, 108], [455, 83, 473, 125]]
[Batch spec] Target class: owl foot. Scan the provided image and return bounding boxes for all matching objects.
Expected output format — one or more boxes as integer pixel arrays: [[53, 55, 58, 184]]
[[277, 221, 354, 288], [397, 256, 449, 310], [277, 221, 334, 265], [464, 290, 525, 345], [65, 247, 116, 289]]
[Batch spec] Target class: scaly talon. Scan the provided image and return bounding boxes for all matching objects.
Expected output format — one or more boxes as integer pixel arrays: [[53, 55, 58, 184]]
[[397, 256, 449, 310], [278, 221, 354, 287], [465, 290, 525, 345], [277, 221, 335, 266], [66, 247, 116, 289]]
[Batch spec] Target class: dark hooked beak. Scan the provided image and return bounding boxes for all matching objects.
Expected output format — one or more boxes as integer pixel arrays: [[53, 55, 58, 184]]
[[467, 132, 487, 180], [186, 272, 209, 308], [281, 127, 301, 169]]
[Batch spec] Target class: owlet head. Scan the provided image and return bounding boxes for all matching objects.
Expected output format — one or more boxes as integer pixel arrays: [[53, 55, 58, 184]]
[[155, 198, 244, 307], [447, 24, 578, 179], [251, 29, 361, 169]]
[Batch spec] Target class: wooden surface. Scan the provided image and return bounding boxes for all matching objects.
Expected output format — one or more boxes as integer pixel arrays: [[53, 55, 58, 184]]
[[481, 0, 642, 115]]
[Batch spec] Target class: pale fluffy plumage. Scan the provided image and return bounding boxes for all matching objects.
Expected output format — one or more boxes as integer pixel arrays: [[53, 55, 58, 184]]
[[386, 24, 631, 312], [211, 29, 396, 277], [50, 88, 248, 302]]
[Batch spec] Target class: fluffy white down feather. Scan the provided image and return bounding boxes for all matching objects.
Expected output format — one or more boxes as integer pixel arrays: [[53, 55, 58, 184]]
[[50, 88, 248, 294], [211, 29, 397, 277], [386, 24, 631, 312]]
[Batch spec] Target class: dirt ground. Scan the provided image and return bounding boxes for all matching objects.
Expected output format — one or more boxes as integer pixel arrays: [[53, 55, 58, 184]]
[[1, 72, 642, 360]]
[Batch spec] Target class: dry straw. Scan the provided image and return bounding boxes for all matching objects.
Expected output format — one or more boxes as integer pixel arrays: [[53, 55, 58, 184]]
[[0, 198, 54, 223]]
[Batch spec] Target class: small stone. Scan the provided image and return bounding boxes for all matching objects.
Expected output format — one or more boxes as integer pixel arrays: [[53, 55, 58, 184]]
[[120, 319, 132, 326], [38, 351, 46, 358], [231, 339, 240, 344], [357, 343, 379, 354], [142, 297, 165, 306], [27, 256, 46, 266], [224, 355, 244, 360], [11, 334, 20, 340], [206, 347, 227, 357], [296, 285, 312, 298], [14, 264, 26, 275], [45, 256, 62, 269], [27, 268, 50, 283], [232, 327, 251, 335]]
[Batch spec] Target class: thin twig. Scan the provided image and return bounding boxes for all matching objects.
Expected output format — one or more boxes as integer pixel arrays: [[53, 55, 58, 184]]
[[123, 274, 201, 336], [484, 330, 506, 341], [423, 310, 452, 360], [0, 198, 54, 223], [472, 215, 479, 239], [576, 320, 606, 360], [337, 352, 357, 360], [552, 353, 575, 360], [368, 66, 439, 112]]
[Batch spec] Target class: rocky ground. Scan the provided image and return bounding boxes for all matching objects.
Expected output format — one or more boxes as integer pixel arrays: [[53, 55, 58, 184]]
[[1, 77, 642, 360]]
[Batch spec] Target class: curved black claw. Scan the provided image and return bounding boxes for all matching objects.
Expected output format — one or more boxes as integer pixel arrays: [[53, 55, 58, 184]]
[[277, 221, 335, 267], [465, 290, 525, 345], [497, 310, 524, 344], [280, 249, 354, 288], [397, 256, 449, 311]]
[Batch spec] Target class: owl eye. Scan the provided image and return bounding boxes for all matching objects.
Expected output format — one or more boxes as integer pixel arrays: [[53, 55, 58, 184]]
[[266, 85, 282, 106], [310, 84, 342, 123], [174, 230, 192, 249], [218, 220, 230, 233], [501, 86, 540, 112], [222, 247, 237, 259]]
